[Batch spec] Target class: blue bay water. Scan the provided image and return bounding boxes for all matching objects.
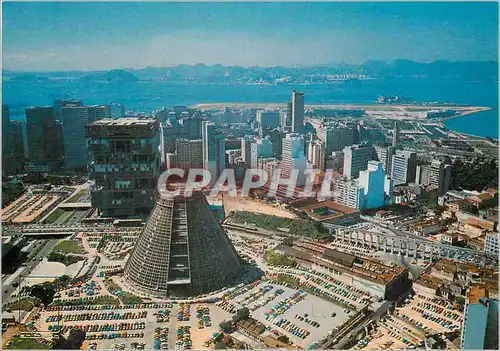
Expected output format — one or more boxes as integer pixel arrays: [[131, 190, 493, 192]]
[[2, 77, 498, 138]]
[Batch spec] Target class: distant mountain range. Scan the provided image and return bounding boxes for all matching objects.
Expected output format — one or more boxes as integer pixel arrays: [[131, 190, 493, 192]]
[[3, 60, 497, 83], [80, 69, 139, 83]]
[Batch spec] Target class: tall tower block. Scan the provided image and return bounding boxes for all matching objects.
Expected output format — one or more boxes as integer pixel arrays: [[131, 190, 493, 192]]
[[392, 121, 399, 147]]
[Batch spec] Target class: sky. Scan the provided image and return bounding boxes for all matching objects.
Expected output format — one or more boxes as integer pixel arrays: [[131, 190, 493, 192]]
[[2, 2, 498, 71]]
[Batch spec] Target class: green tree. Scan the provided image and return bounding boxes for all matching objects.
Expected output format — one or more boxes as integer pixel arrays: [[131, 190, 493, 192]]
[[277, 335, 290, 344], [53, 330, 86, 349], [214, 342, 227, 349], [281, 236, 295, 247], [29, 284, 56, 306], [219, 321, 233, 333], [265, 250, 297, 267], [455, 296, 466, 311], [233, 307, 250, 322]]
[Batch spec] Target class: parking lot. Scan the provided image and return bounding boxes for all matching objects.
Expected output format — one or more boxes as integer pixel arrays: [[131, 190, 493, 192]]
[[217, 281, 352, 348], [37, 302, 233, 350], [394, 293, 462, 334], [266, 266, 372, 310]]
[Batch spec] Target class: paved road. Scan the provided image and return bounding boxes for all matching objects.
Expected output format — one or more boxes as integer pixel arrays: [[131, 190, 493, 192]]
[[2, 239, 60, 304]]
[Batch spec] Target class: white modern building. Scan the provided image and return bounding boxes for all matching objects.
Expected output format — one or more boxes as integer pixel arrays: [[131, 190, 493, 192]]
[[374, 144, 395, 173], [416, 160, 452, 194], [391, 150, 417, 185], [334, 178, 362, 209], [484, 232, 499, 256], [307, 140, 325, 170], [280, 133, 307, 186], [241, 136, 259, 169], [166, 139, 203, 171], [334, 161, 392, 209]]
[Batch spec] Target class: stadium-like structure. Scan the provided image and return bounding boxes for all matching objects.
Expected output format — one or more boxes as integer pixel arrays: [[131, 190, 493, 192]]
[[124, 191, 242, 298]]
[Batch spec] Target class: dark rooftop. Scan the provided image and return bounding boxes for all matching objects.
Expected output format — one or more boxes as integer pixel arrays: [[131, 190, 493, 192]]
[[321, 248, 357, 267]]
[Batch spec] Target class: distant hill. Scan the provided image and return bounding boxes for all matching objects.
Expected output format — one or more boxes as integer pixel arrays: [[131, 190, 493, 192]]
[[131, 60, 498, 81], [80, 69, 139, 82], [5, 60, 497, 83]]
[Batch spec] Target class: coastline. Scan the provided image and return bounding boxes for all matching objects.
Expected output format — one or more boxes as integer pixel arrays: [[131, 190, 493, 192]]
[[190, 101, 491, 113], [190, 101, 496, 141]]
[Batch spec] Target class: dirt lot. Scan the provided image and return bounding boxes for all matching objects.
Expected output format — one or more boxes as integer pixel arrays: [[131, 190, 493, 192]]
[[220, 196, 297, 219], [2, 325, 27, 348]]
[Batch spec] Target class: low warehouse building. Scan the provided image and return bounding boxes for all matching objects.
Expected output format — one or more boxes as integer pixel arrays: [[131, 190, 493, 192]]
[[275, 240, 410, 300]]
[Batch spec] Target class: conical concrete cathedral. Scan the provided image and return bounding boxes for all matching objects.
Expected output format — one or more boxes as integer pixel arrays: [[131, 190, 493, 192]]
[[124, 192, 242, 298]]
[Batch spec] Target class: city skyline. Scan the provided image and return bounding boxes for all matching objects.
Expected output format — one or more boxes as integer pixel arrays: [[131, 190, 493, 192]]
[[1, 3, 499, 351], [2, 2, 498, 71]]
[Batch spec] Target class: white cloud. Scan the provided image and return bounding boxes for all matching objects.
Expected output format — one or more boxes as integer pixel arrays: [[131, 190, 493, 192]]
[[3, 31, 358, 71], [4, 27, 493, 71]]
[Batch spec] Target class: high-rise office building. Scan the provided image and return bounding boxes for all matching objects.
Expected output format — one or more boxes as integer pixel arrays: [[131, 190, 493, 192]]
[[26, 106, 63, 171], [109, 103, 125, 118], [334, 161, 392, 209], [163, 119, 185, 153], [461, 287, 498, 350], [415, 164, 430, 187], [429, 160, 445, 190], [86, 118, 161, 217], [424, 163, 453, 195], [358, 161, 393, 209], [180, 116, 203, 140], [391, 150, 417, 185], [256, 110, 280, 136], [267, 129, 286, 158], [354, 123, 365, 144], [392, 121, 399, 147], [166, 139, 203, 172], [285, 101, 292, 127], [256, 136, 273, 158], [54, 99, 83, 120], [416, 160, 452, 194], [202, 121, 226, 181], [343, 144, 376, 179], [443, 164, 452, 194], [280, 133, 307, 186], [124, 191, 242, 298], [10, 121, 26, 173], [241, 136, 259, 169], [374, 145, 395, 173], [2, 105, 11, 153], [88, 105, 111, 122], [333, 178, 361, 209], [291, 91, 304, 133], [326, 151, 344, 173], [2, 105, 13, 175], [307, 140, 325, 170], [280, 111, 288, 128], [318, 125, 355, 154], [226, 149, 242, 166], [61, 105, 110, 169]]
